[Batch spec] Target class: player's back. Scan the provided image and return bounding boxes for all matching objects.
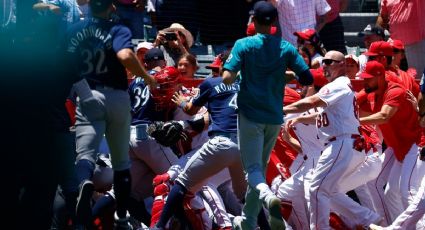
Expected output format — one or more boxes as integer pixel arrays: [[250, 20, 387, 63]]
[[193, 77, 239, 134], [65, 18, 131, 90]]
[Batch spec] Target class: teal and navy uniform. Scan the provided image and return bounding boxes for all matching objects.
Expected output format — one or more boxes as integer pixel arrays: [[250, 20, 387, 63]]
[[224, 34, 309, 124]]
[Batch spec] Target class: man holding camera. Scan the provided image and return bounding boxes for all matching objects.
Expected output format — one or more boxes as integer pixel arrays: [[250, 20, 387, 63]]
[[153, 23, 194, 66]]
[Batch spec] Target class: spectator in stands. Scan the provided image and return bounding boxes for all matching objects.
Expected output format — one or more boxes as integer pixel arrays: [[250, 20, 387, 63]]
[[32, 0, 81, 28], [177, 53, 198, 79], [153, 23, 193, 67], [388, 38, 417, 78], [377, 0, 425, 78], [114, 0, 146, 39], [269, 0, 330, 46], [135, 41, 154, 66], [357, 24, 386, 72], [298, 46, 313, 69], [345, 54, 360, 79], [319, 0, 349, 54], [205, 50, 231, 78], [294, 28, 326, 68], [205, 55, 223, 78]]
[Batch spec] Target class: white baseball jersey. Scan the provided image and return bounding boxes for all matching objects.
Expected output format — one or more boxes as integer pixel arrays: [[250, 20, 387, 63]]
[[316, 76, 360, 142], [292, 108, 324, 155]]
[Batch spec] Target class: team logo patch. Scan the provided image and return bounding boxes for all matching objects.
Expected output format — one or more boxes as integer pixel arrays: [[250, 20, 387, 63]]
[[319, 87, 330, 95]]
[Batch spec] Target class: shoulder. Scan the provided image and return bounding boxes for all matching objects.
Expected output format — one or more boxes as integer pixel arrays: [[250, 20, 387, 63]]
[[111, 23, 131, 34], [199, 77, 216, 88], [386, 81, 405, 94]]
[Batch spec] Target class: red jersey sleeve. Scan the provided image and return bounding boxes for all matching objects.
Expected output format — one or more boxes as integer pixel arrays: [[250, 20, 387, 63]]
[[383, 86, 404, 108]]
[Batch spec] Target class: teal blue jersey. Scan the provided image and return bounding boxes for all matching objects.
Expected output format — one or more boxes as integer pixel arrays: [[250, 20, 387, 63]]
[[224, 34, 308, 124]]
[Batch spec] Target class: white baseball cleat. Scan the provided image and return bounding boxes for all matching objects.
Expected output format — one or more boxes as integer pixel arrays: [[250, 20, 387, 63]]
[[369, 224, 384, 230]]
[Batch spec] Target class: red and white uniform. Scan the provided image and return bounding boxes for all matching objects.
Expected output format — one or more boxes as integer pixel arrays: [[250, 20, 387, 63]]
[[272, 109, 323, 230], [309, 76, 370, 230], [364, 81, 424, 225]]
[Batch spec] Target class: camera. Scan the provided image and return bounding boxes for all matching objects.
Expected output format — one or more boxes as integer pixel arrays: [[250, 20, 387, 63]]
[[164, 32, 177, 41]]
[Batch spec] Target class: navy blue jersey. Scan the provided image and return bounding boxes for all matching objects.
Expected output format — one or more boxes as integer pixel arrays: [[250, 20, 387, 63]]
[[192, 77, 239, 134], [65, 17, 132, 90], [128, 76, 174, 124]]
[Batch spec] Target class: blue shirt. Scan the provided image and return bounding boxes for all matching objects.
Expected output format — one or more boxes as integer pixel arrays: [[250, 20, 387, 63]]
[[224, 34, 308, 124], [128, 75, 174, 125], [65, 17, 133, 90], [192, 77, 239, 134]]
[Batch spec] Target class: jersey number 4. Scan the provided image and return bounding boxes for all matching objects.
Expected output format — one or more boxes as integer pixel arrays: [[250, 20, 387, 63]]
[[228, 93, 238, 110], [80, 49, 108, 75]]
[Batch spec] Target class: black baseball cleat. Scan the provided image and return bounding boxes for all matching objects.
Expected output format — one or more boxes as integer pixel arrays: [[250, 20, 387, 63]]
[[76, 180, 94, 226]]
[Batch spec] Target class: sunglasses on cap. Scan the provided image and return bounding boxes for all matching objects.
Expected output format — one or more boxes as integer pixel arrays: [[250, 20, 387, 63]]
[[322, 59, 342, 65]]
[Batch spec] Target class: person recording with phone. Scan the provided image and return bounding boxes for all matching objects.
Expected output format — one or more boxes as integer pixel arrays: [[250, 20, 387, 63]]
[[153, 23, 194, 67]]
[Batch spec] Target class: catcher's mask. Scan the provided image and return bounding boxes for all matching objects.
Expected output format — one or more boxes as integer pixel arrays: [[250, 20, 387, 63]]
[[150, 66, 180, 111]]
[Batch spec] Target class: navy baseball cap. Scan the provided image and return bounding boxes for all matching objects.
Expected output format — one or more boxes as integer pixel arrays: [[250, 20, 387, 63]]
[[358, 24, 385, 39], [144, 48, 165, 61], [249, 1, 278, 25], [90, 0, 113, 13]]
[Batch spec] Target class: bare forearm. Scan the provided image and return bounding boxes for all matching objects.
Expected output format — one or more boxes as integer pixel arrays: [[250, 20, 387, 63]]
[[284, 97, 318, 114], [222, 70, 237, 85], [315, 14, 327, 32], [339, 0, 349, 13], [296, 114, 317, 125], [360, 112, 389, 125], [117, 48, 150, 78], [286, 136, 302, 153], [419, 93, 425, 116], [376, 15, 389, 30]]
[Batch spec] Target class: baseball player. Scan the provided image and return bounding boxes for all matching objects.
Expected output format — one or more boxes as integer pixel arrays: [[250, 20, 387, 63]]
[[128, 65, 180, 225], [359, 61, 423, 225], [370, 176, 425, 230], [272, 69, 327, 229], [150, 69, 246, 230], [283, 51, 372, 229], [65, 0, 155, 228], [222, 2, 313, 229]]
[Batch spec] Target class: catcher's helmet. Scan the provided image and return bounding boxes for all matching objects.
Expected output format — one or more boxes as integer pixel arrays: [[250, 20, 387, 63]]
[[150, 66, 180, 111]]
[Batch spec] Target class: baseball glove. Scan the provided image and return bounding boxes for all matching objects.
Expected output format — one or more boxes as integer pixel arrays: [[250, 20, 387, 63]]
[[147, 121, 187, 147]]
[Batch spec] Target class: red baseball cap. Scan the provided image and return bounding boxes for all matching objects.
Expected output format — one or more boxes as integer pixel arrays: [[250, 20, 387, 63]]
[[310, 68, 328, 87], [358, 61, 385, 79], [388, 38, 405, 50], [246, 22, 277, 36], [206, 55, 223, 69], [363, 41, 394, 56], [294, 29, 316, 41]]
